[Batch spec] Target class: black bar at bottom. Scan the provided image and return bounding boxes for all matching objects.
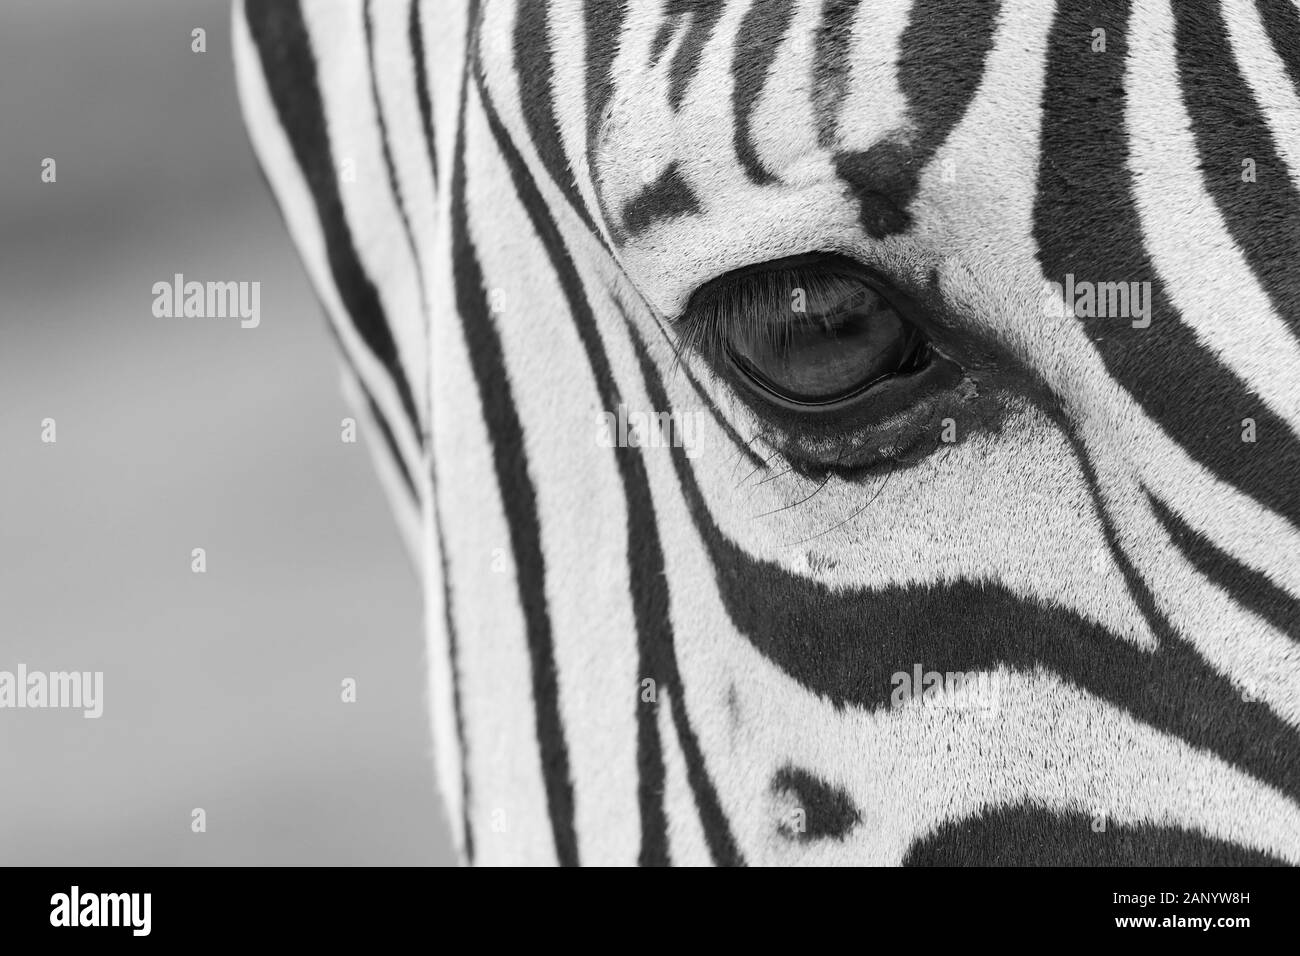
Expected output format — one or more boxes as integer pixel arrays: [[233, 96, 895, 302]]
[[0, 865, 1291, 941]]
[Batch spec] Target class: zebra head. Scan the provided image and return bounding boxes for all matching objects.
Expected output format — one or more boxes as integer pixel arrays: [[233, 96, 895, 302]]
[[237, 0, 1300, 865]]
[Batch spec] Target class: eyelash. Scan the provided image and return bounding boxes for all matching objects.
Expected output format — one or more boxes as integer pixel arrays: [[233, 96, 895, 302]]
[[674, 264, 876, 359]]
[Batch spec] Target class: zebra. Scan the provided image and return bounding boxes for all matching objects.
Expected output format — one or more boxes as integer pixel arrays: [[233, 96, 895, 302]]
[[233, 0, 1300, 866]]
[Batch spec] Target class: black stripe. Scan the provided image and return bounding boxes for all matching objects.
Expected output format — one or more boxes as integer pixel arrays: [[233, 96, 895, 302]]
[[732, 0, 797, 185], [429, 457, 475, 863], [620, 162, 701, 237], [812, 0, 862, 148], [361, 379, 417, 502], [244, 0, 423, 439], [583, 0, 625, 139], [408, 0, 437, 451], [1033, 0, 1300, 530], [411, 0, 469, 859], [651, 321, 771, 472], [451, 29, 579, 867], [1148, 491, 1300, 642], [624, 321, 758, 868], [1256, 0, 1300, 99], [833, 0, 997, 237], [513, 0, 601, 237], [1174, 0, 1300, 338], [364, 0, 432, 418], [323, 309, 418, 502], [904, 804, 1286, 865], [654, 0, 726, 111], [895, 0, 999, 152], [410, 0, 438, 190], [583, 0, 626, 174], [472, 59, 676, 868], [771, 766, 862, 842], [582, 0, 627, 236]]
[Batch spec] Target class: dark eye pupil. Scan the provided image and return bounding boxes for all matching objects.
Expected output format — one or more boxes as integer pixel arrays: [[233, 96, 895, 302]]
[[726, 280, 927, 406]]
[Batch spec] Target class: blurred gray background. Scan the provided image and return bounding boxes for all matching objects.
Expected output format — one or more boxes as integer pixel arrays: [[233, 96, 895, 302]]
[[0, 0, 454, 864]]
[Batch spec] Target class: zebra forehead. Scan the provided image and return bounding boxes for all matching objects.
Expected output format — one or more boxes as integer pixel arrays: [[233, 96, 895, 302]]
[[576, 0, 1001, 314]]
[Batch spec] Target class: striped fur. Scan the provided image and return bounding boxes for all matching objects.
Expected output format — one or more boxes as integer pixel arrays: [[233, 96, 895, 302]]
[[234, 0, 1300, 865]]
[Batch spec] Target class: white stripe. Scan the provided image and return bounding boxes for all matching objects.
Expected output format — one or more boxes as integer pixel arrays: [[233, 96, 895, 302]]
[[834, 0, 914, 152], [1224, 0, 1300, 189], [546, 0, 620, 247], [423, 478, 466, 863], [421, 0, 469, 859], [746, 0, 831, 184], [422, 0, 467, 192], [658, 687, 712, 865], [369, 0, 440, 311]]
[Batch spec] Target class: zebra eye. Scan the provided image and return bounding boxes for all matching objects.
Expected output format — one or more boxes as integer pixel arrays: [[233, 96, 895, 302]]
[[724, 277, 931, 408]]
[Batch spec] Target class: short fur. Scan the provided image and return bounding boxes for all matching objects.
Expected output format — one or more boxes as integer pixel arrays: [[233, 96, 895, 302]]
[[235, 0, 1300, 866]]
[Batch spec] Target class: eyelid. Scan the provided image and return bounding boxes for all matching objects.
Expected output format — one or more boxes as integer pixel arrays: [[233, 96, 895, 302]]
[[726, 342, 910, 409]]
